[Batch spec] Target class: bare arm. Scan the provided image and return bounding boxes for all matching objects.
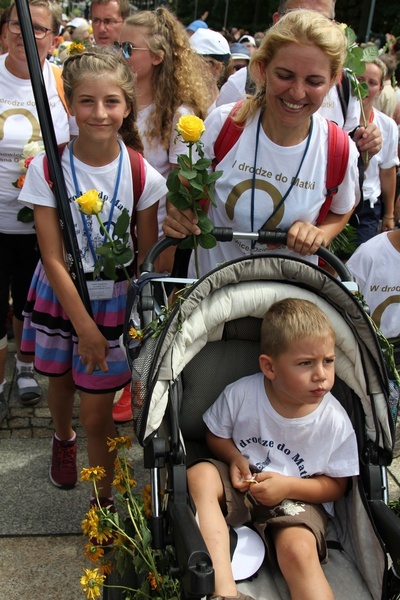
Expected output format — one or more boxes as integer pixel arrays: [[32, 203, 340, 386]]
[[379, 166, 396, 232], [251, 470, 348, 507], [206, 429, 254, 492], [287, 209, 353, 256], [136, 202, 159, 274], [34, 204, 109, 374]]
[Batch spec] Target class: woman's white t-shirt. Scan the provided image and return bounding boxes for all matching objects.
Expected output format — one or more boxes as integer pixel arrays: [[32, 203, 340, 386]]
[[190, 105, 359, 277]]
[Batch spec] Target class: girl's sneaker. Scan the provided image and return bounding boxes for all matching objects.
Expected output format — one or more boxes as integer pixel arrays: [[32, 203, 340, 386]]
[[112, 385, 133, 422], [49, 434, 77, 489]]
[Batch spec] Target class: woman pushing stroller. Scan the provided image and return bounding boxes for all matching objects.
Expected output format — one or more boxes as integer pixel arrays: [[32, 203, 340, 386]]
[[163, 9, 361, 277]]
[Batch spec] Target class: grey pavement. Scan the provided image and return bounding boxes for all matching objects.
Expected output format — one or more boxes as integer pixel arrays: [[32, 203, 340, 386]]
[[0, 340, 399, 599]]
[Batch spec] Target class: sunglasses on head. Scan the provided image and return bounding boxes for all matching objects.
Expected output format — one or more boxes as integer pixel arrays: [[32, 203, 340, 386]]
[[113, 41, 149, 58]]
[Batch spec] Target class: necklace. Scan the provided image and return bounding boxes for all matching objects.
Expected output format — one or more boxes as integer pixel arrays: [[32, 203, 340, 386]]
[[69, 138, 124, 265], [250, 111, 313, 237]]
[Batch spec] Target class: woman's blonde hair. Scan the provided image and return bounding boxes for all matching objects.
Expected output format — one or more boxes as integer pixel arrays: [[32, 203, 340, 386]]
[[260, 298, 335, 357], [62, 47, 143, 153], [236, 9, 347, 124], [124, 7, 210, 149]]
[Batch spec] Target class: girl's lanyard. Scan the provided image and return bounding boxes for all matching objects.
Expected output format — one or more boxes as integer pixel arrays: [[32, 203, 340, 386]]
[[69, 138, 123, 267], [250, 111, 313, 248]]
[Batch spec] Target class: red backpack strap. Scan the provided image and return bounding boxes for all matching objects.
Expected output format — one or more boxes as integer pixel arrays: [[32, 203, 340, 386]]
[[316, 120, 349, 225], [43, 142, 68, 188], [213, 100, 245, 169], [126, 146, 146, 250]]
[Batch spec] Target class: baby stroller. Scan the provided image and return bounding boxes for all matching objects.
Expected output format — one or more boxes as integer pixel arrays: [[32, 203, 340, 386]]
[[121, 230, 400, 600]]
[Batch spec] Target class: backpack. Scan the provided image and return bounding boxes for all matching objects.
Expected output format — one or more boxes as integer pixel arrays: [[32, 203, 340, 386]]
[[213, 101, 349, 226], [43, 143, 145, 250]]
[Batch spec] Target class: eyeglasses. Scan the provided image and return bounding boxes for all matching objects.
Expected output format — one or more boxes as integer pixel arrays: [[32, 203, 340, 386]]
[[113, 41, 149, 59], [7, 19, 54, 40], [92, 18, 124, 28]]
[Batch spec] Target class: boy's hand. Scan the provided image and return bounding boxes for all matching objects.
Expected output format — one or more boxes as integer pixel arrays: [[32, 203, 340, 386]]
[[229, 456, 253, 492], [250, 471, 290, 506]]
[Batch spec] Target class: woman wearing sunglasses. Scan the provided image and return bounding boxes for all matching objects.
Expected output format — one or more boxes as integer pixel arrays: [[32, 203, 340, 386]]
[[112, 6, 209, 422]]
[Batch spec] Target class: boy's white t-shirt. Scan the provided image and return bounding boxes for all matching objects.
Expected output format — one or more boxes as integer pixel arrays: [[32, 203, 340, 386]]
[[0, 56, 70, 234], [190, 105, 359, 277], [361, 109, 399, 206], [18, 143, 167, 273], [346, 232, 400, 339], [204, 372, 359, 516]]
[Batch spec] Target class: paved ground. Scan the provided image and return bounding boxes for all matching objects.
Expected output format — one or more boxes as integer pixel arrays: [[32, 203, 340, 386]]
[[0, 339, 399, 599]]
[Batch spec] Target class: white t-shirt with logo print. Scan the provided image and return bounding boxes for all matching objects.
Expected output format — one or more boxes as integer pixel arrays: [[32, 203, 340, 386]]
[[346, 232, 400, 339], [18, 143, 167, 273], [190, 105, 360, 277], [203, 371, 359, 516], [0, 56, 71, 234]]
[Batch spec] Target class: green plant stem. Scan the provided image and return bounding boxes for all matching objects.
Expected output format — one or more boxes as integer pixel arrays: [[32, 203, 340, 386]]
[[95, 214, 131, 281], [188, 143, 200, 279]]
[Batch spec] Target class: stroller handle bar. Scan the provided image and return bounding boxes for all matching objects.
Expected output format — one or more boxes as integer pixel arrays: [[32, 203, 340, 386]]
[[140, 228, 357, 285]]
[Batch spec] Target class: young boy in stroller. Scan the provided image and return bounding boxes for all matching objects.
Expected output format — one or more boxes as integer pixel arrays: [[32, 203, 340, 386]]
[[188, 298, 359, 600]]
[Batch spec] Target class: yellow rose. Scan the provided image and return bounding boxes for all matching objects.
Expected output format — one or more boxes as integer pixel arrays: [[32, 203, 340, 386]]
[[176, 115, 205, 143], [75, 189, 103, 215]]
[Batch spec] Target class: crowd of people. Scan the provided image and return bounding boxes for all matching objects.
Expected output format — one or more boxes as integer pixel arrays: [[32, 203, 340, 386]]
[[0, 1, 399, 596]]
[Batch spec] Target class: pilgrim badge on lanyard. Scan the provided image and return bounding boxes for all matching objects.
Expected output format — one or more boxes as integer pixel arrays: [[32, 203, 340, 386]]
[[87, 279, 115, 300]]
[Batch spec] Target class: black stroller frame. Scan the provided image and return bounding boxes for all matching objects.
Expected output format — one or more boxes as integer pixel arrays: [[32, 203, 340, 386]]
[[122, 231, 400, 600]]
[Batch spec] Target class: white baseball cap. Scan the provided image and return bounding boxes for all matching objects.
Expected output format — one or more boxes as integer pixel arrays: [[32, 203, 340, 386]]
[[190, 28, 231, 64], [66, 17, 88, 29]]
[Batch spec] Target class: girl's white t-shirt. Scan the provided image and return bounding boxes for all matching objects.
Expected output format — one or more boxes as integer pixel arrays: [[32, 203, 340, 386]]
[[18, 143, 167, 273], [189, 105, 360, 277], [204, 372, 359, 516]]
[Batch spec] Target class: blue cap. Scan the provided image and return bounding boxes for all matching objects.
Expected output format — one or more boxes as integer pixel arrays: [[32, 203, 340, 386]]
[[187, 20, 208, 33]]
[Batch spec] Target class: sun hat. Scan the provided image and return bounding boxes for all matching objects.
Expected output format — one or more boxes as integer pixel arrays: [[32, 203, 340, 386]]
[[189, 28, 231, 64], [239, 34, 256, 47], [229, 42, 251, 61], [186, 19, 208, 33], [66, 17, 88, 29]]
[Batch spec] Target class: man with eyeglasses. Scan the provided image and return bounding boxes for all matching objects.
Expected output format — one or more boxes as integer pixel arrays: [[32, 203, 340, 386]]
[[91, 0, 129, 47], [0, 0, 73, 423]]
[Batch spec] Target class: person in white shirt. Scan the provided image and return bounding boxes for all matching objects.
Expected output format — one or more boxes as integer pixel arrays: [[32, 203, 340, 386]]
[[188, 298, 359, 600], [0, 0, 72, 418], [163, 10, 360, 278], [216, 0, 381, 158], [352, 58, 399, 249]]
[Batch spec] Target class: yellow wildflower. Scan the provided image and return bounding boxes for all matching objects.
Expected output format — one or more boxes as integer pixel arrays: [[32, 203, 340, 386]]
[[84, 542, 104, 563], [75, 189, 103, 215], [176, 115, 205, 143], [107, 436, 132, 452], [68, 41, 86, 55], [142, 484, 152, 518], [80, 568, 105, 600], [80, 466, 107, 482], [147, 571, 162, 591], [128, 326, 143, 340], [82, 508, 99, 537], [99, 560, 114, 576]]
